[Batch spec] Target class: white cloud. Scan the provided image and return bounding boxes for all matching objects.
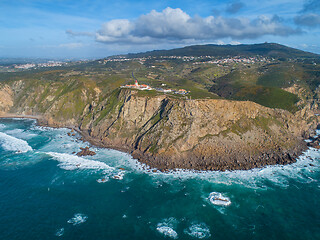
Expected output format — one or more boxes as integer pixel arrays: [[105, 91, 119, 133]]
[[94, 7, 301, 44]]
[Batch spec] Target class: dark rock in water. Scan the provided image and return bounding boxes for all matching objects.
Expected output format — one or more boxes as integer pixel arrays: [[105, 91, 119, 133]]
[[77, 147, 96, 156], [67, 132, 71, 136], [72, 151, 76, 154]]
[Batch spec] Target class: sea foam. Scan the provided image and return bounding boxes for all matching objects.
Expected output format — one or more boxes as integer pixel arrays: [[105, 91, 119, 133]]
[[55, 228, 64, 237], [208, 192, 231, 206], [5, 129, 37, 140], [0, 132, 32, 153], [67, 213, 87, 226], [157, 226, 178, 239], [47, 152, 114, 171], [156, 218, 178, 239], [184, 223, 211, 239]]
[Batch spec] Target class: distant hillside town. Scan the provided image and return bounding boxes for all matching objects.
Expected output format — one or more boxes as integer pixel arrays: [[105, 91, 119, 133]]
[[102, 55, 273, 65], [13, 61, 66, 69]]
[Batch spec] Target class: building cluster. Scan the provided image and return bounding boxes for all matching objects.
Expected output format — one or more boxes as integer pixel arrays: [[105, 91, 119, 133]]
[[103, 55, 272, 66], [121, 80, 188, 95], [14, 61, 65, 70], [155, 88, 188, 95], [102, 57, 149, 63], [121, 80, 152, 90], [193, 56, 271, 65]]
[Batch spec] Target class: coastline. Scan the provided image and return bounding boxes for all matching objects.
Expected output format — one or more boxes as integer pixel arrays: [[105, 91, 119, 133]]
[[0, 113, 312, 172]]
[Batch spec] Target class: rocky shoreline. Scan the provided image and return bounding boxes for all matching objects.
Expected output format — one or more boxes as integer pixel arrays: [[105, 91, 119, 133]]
[[41, 116, 313, 172], [0, 109, 317, 172], [130, 144, 307, 171], [52, 124, 312, 172]]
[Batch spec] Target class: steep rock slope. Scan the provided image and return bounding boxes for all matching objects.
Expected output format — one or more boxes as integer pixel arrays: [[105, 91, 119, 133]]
[[80, 89, 317, 170], [1, 81, 319, 171], [0, 84, 13, 114]]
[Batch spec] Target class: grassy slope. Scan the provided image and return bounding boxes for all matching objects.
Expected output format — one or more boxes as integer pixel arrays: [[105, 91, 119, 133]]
[[209, 62, 320, 112]]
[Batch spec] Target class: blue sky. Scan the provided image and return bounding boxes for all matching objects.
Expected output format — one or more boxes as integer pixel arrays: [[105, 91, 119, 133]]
[[0, 0, 319, 59]]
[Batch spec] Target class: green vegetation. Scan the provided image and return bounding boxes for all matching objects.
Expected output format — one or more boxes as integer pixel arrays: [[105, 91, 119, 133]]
[[208, 61, 319, 112], [234, 85, 299, 112], [1, 43, 319, 119]]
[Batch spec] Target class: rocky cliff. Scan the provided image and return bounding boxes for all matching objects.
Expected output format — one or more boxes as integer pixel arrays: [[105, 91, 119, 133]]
[[1, 80, 319, 171]]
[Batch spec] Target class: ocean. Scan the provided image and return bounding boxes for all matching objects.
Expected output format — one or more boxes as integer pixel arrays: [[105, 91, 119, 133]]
[[0, 118, 319, 240]]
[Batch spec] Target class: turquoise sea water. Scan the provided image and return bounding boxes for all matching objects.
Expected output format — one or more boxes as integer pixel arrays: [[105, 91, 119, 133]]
[[0, 118, 319, 240]]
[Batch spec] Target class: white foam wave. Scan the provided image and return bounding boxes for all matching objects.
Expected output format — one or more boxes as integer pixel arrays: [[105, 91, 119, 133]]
[[47, 152, 114, 171], [157, 226, 178, 239], [111, 171, 125, 180], [156, 218, 178, 239], [5, 129, 24, 134], [67, 213, 87, 226], [97, 177, 109, 183], [208, 192, 231, 206], [5, 129, 38, 139], [0, 132, 32, 153], [184, 223, 211, 239], [0, 123, 5, 129], [55, 228, 64, 237]]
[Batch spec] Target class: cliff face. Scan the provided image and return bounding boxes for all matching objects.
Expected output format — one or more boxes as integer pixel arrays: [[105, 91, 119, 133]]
[[0, 84, 13, 114], [79, 89, 317, 170], [1, 82, 319, 171]]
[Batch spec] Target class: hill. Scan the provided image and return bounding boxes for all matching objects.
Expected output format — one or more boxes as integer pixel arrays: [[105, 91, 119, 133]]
[[122, 43, 319, 59]]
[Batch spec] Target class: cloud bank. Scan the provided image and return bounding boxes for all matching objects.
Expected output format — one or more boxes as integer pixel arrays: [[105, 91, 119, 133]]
[[294, 13, 320, 27], [95, 7, 301, 44], [294, 0, 320, 27]]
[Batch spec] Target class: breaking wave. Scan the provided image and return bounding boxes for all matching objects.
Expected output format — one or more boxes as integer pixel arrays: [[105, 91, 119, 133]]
[[5, 129, 37, 139], [156, 218, 178, 239], [0, 132, 32, 153], [47, 152, 114, 171], [156, 226, 178, 239]]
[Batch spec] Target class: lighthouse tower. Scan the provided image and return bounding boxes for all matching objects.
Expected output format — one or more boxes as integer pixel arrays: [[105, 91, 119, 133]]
[[135, 79, 139, 86]]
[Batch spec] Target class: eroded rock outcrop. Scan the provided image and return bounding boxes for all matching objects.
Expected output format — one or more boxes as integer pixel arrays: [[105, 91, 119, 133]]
[[77, 147, 96, 156]]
